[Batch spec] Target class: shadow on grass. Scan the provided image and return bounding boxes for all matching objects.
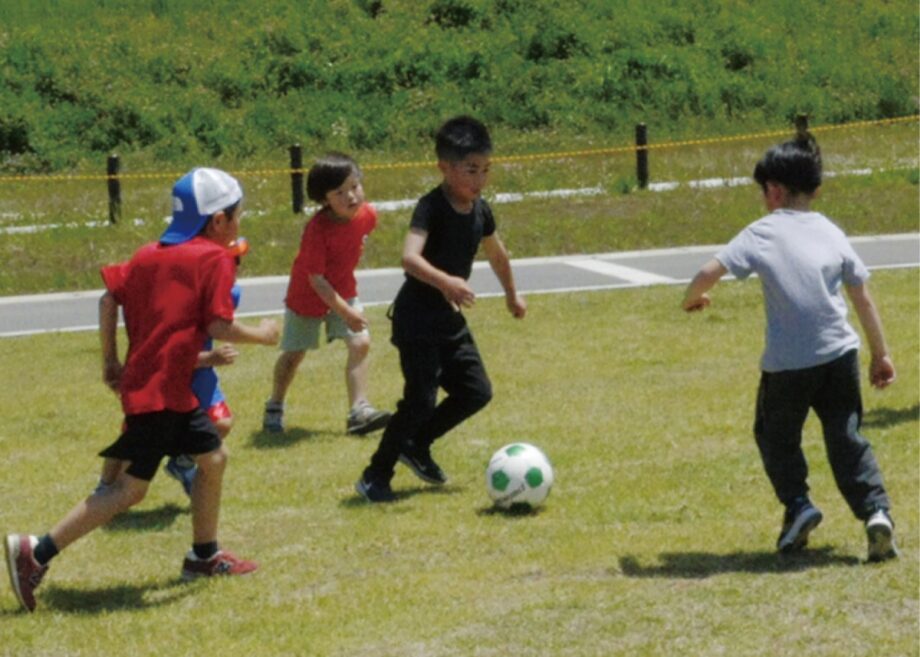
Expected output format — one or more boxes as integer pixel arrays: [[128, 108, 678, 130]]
[[618, 546, 860, 579], [862, 403, 919, 429], [249, 427, 339, 450], [476, 504, 550, 519], [102, 502, 188, 533], [340, 483, 465, 509], [34, 577, 200, 614]]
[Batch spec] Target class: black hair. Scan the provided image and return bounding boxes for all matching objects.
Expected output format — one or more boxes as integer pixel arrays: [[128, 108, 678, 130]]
[[435, 115, 492, 162], [306, 152, 361, 204], [753, 131, 822, 195], [196, 200, 241, 237]]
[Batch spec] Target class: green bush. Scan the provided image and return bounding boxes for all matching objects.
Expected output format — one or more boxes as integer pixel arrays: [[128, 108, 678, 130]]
[[0, 0, 916, 172]]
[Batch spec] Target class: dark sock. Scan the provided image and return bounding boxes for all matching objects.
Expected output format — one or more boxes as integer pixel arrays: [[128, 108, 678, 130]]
[[33, 534, 59, 566], [193, 541, 219, 560]]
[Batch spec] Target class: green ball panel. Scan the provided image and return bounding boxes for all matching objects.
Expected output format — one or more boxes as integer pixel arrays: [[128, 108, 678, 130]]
[[524, 467, 544, 487], [491, 470, 511, 492]]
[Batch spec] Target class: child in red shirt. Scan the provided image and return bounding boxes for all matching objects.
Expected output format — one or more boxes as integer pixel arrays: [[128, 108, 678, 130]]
[[263, 153, 390, 436], [4, 168, 280, 613]]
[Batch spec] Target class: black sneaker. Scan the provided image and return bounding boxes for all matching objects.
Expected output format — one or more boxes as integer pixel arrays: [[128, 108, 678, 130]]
[[866, 509, 899, 563], [398, 448, 447, 485], [777, 498, 823, 553], [355, 477, 396, 503]]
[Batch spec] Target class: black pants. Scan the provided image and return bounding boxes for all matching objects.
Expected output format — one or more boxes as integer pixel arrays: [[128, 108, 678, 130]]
[[754, 349, 889, 519], [364, 329, 492, 484]]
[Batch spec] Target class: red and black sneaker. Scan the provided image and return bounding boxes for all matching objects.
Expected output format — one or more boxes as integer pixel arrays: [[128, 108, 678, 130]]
[[181, 550, 258, 580], [4, 534, 49, 613]]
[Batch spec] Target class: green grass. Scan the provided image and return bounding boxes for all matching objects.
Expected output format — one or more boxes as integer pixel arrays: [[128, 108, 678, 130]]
[[0, 269, 916, 656], [0, 120, 917, 295]]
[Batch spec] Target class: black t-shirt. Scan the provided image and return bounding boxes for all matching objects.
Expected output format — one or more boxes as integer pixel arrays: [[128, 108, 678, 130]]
[[391, 185, 496, 343]]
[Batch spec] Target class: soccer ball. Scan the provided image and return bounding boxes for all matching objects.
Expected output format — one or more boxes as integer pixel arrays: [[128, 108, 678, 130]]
[[485, 442, 554, 509]]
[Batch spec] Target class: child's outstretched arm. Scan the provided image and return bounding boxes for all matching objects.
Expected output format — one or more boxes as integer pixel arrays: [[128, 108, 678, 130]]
[[208, 317, 280, 346], [846, 282, 896, 389], [99, 291, 122, 393], [308, 273, 368, 332], [682, 258, 727, 312], [402, 227, 476, 309], [482, 233, 526, 319]]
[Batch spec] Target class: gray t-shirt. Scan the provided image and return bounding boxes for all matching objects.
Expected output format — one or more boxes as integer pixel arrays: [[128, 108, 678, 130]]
[[716, 209, 868, 372]]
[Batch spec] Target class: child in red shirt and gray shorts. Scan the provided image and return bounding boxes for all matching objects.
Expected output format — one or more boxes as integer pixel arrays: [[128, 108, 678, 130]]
[[5, 168, 280, 613], [263, 153, 390, 436]]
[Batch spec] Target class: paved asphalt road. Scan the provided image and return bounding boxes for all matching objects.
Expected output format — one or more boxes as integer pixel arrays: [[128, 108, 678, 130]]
[[1, 233, 917, 338]]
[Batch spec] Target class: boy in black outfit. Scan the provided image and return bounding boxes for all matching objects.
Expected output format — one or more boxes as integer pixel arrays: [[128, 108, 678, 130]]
[[356, 116, 526, 502]]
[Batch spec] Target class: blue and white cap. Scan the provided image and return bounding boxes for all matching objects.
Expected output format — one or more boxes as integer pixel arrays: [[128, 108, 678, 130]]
[[161, 167, 243, 245]]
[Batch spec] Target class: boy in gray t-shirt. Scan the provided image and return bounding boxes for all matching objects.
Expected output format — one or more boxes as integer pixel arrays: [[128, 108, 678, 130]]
[[682, 132, 898, 562]]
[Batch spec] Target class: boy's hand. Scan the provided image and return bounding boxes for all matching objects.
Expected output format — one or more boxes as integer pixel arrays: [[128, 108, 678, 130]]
[[442, 276, 475, 310], [258, 319, 281, 346], [208, 343, 239, 367], [869, 354, 896, 389], [344, 308, 369, 333], [682, 294, 711, 312], [102, 359, 123, 393], [507, 293, 527, 319]]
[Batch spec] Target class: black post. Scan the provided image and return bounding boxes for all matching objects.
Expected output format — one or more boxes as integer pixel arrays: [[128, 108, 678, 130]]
[[635, 123, 649, 190], [107, 154, 121, 224], [290, 144, 304, 214], [795, 113, 809, 138]]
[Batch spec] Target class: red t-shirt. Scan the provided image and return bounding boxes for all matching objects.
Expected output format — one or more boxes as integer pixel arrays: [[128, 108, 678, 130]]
[[285, 203, 377, 318], [101, 237, 236, 415]]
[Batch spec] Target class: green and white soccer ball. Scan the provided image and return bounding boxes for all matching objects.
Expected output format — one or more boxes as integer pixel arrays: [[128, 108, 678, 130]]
[[485, 442, 554, 509]]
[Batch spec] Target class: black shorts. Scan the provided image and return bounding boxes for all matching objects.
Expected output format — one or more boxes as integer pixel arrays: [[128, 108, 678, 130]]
[[98, 409, 222, 481]]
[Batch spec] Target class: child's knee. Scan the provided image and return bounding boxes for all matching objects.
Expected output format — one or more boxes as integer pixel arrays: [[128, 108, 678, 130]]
[[196, 445, 229, 475], [469, 386, 492, 412], [348, 333, 371, 357]]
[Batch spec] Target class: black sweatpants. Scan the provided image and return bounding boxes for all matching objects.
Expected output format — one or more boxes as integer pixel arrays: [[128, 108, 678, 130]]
[[754, 349, 890, 519], [364, 328, 492, 484]]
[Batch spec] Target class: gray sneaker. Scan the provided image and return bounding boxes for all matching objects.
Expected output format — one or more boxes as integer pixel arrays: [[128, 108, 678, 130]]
[[866, 509, 899, 563], [262, 400, 284, 433], [346, 403, 391, 436]]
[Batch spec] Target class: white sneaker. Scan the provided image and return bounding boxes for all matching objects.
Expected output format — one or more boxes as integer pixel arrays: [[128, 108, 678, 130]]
[[866, 509, 899, 563]]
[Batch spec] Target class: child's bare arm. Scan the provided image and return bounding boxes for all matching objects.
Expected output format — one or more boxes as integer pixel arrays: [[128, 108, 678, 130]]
[[309, 273, 367, 332], [99, 291, 122, 393], [482, 233, 526, 318], [208, 317, 280, 346], [846, 282, 896, 389], [403, 227, 475, 309], [682, 259, 728, 312]]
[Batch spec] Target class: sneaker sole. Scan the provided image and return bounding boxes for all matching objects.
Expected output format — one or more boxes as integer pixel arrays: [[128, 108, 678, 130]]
[[398, 454, 447, 485], [4, 535, 28, 612], [867, 524, 899, 562], [346, 413, 391, 436], [778, 509, 823, 553]]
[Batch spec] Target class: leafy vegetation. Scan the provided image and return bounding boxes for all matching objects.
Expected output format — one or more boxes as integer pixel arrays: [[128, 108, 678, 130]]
[[0, 0, 917, 172]]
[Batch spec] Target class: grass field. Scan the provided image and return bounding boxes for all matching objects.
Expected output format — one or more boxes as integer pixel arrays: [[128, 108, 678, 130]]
[[0, 269, 916, 656]]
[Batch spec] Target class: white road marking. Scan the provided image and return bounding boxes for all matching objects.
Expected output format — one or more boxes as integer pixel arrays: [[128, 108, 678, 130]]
[[563, 259, 676, 284]]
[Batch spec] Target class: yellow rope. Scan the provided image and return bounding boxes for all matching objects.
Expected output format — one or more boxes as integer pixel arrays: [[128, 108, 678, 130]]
[[0, 115, 915, 183]]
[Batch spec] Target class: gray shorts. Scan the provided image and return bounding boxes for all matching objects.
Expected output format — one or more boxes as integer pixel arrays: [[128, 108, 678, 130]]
[[280, 298, 368, 352]]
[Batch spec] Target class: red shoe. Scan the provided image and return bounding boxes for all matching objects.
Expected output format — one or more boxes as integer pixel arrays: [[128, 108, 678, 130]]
[[181, 550, 258, 580], [4, 534, 48, 612]]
